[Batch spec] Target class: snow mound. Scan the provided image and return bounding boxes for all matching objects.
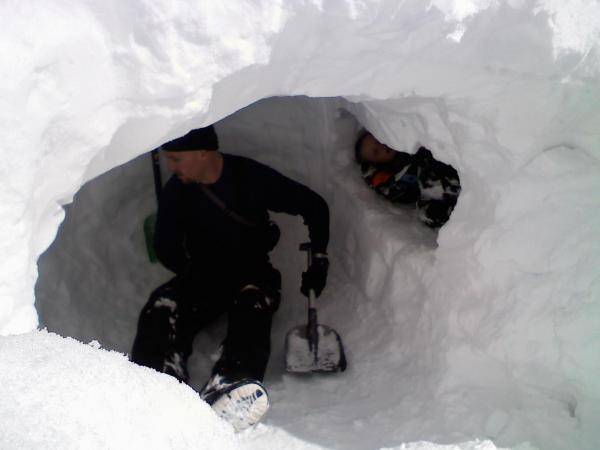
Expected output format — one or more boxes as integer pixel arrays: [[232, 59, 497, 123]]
[[0, 329, 236, 450]]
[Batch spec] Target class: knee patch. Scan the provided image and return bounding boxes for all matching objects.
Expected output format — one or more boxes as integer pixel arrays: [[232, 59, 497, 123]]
[[145, 279, 180, 313], [234, 285, 280, 313]]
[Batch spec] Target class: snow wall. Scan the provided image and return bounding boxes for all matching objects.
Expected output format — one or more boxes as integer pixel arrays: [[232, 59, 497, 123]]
[[3, 1, 600, 449]]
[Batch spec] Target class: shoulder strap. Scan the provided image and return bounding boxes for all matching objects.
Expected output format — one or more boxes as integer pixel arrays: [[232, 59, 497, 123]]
[[199, 184, 257, 228]]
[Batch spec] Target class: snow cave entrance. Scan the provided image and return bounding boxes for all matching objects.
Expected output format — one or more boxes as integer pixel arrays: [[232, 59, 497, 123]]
[[35, 95, 459, 448]]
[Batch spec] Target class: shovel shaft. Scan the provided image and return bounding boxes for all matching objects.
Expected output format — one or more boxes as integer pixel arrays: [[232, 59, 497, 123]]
[[303, 245, 317, 312], [301, 243, 319, 361], [151, 148, 162, 204], [307, 306, 318, 357], [285, 242, 347, 373]]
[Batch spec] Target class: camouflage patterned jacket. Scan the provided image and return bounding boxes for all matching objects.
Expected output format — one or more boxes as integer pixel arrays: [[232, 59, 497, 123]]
[[360, 146, 461, 227]]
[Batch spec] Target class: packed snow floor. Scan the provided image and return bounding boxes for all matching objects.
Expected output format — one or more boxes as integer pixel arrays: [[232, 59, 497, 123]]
[[0, 330, 508, 450]]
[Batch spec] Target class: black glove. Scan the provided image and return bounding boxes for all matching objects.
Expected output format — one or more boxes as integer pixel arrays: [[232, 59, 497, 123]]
[[301, 255, 329, 298]]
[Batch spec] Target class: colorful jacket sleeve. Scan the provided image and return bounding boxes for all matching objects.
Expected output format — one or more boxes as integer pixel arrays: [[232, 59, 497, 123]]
[[361, 155, 420, 204]]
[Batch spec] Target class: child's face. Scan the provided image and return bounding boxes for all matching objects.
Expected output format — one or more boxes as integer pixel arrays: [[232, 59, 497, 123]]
[[360, 134, 396, 164]]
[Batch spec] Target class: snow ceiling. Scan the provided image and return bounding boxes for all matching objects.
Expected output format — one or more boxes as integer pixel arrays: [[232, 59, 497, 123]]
[[1, 1, 599, 449]]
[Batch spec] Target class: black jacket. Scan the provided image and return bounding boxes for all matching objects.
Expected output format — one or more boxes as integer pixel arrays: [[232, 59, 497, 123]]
[[155, 153, 329, 275]]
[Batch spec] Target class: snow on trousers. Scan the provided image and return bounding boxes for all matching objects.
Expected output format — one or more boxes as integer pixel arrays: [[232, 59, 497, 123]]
[[131, 265, 281, 384]]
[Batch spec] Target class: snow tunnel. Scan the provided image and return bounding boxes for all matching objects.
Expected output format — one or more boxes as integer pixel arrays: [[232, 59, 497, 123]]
[[3, 1, 600, 449], [35, 95, 458, 448], [34, 91, 600, 450]]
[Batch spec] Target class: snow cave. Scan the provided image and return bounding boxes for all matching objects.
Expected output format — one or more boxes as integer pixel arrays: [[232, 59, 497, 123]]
[[2, 2, 600, 450], [35, 95, 457, 449]]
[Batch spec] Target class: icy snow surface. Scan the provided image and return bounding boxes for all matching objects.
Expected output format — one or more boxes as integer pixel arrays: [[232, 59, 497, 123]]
[[2, 0, 600, 449]]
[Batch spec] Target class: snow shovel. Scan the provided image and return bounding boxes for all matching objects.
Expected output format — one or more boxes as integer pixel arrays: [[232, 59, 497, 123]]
[[284, 242, 347, 373], [144, 148, 162, 263]]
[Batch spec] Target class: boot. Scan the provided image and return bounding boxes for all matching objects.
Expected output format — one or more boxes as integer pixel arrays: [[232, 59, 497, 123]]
[[200, 374, 270, 432]]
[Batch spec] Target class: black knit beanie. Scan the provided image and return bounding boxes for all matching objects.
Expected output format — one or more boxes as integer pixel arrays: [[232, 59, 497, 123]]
[[160, 125, 219, 152]]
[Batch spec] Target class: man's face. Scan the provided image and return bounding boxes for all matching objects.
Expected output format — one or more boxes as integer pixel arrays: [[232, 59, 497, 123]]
[[164, 150, 206, 184], [359, 133, 396, 164]]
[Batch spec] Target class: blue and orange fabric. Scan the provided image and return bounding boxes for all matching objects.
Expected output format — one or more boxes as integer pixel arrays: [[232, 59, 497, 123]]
[[360, 146, 461, 228]]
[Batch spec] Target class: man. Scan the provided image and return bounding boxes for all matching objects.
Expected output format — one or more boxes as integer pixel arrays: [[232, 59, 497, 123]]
[[131, 125, 330, 431], [355, 130, 461, 228]]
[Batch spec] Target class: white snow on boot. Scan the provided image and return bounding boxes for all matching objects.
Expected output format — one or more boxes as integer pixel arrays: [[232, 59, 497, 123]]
[[199, 373, 230, 402], [210, 380, 269, 432]]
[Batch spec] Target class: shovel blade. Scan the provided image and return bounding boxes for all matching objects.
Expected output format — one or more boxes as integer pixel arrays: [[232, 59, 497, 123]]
[[285, 323, 347, 373]]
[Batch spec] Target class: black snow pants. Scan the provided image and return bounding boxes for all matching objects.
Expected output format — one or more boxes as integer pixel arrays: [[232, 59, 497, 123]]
[[131, 263, 281, 384]]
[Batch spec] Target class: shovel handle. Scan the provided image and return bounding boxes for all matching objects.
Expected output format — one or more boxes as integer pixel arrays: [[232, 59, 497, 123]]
[[307, 305, 318, 355], [150, 148, 162, 204], [299, 242, 315, 309], [300, 242, 319, 359]]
